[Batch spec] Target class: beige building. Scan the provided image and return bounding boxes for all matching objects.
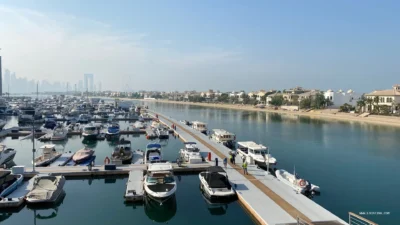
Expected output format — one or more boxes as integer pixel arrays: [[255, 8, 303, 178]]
[[365, 85, 400, 112]]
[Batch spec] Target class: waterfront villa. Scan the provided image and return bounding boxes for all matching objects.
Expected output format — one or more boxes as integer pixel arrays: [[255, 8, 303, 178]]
[[365, 85, 400, 113], [256, 90, 267, 102], [324, 89, 362, 108], [297, 90, 321, 101]]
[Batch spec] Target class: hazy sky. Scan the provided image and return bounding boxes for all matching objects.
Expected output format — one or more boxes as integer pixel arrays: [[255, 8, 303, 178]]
[[0, 0, 399, 92]]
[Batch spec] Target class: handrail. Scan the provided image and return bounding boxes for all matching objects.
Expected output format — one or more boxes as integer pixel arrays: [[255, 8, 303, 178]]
[[297, 216, 311, 225], [349, 212, 378, 225]]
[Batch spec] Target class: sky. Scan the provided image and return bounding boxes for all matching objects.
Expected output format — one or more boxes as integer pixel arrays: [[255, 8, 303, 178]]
[[0, 0, 399, 93]]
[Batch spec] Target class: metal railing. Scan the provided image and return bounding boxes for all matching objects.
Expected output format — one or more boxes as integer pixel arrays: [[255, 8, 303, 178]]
[[297, 216, 310, 225], [349, 212, 378, 225]]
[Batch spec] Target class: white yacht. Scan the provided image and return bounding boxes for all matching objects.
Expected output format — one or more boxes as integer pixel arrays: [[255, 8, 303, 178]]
[[82, 123, 99, 140], [26, 174, 66, 203], [179, 142, 202, 164], [144, 143, 162, 164], [0, 145, 16, 166], [51, 124, 68, 141], [156, 128, 169, 139], [236, 141, 277, 168], [34, 145, 62, 167], [151, 120, 162, 129], [275, 169, 320, 193], [132, 121, 146, 129], [144, 163, 177, 202], [199, 166, 236, 200], [211, 129, 236, 149], [191, 121, 207, 134]]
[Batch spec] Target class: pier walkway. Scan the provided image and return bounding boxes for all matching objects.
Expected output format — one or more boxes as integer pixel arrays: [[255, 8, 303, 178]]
[[150, 111, 347, 225]]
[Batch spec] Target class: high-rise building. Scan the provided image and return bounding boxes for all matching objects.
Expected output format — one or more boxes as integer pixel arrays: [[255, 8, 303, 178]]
[[4, 69, 10, 93], [84, 74, 94, 92], [98, 82, 102, 92], [78, 80, 83, 92]]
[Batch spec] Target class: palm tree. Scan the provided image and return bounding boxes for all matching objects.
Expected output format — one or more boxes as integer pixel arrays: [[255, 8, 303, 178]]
[[366, 98, 373, 112], [356, 99, 366, 113]]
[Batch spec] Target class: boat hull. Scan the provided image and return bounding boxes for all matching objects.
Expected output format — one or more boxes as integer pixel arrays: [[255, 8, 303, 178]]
[[0, 174, 23, 197]]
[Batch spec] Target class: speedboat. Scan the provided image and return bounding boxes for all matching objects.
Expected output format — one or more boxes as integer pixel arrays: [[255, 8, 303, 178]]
[[179, 120, 192, 126], [211, 129, 236, 149], [144, 163, 177, 202], [34, 145, 62, 167], [106, 123, 120, 137], [112, 138, 133, 164], [0, 171, 23, 197], [144, 143, 162, 164], [72, 147, 95, 164], [179, 142, 202, 164], [51, 124, 67, 141], [82, 124, 99, 140], [275, 169, 320, 194], [199, 166, 236, 200], [0, 145, 16, 166], [78, 114, 90, 123], [26, 175, 65, 204], [0, 120, 6, 130], [237, 141, 277, 168], [156, 128, 169, 139], [191, 121, 207, 134]]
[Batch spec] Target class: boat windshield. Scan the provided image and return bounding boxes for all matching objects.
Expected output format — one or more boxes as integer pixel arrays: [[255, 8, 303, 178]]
[[84, 127, 96, 131], [254, 149, 268, 155], [147, 174, 175, 184], [187, 147, 199, 152]]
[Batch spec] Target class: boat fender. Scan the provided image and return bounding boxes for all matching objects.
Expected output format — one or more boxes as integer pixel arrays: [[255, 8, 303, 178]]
[[104, 157, 110, 165]]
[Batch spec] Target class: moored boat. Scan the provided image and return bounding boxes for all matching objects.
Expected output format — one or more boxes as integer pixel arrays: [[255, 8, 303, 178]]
[[112, 138, 133, 164], [199, 166, 236, 201], [179, 142, 202, 164], [0, 145, 16, 167], [82, 124, 99, 140], [275, 169, 320, 194], [73, 147, 95, 164], [144, 162, 177, 202], [211, 129, 236, 149], [0, 171, 23, 197], [144, 143, 162, 164], [191, 121, 207, 134], [236, 141, 277, 169], [34, 145, 62, 167], [26, 175, 66, 204]]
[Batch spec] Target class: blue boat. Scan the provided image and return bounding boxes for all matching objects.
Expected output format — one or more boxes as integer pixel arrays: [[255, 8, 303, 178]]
[[144, 143, 162, 163], [0, 171, 23, 197], [106, 123, 120, 137]]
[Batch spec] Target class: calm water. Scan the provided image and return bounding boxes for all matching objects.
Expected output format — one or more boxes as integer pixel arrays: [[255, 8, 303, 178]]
[[0, 115, 255, 225], [144, 101, 400, 225]]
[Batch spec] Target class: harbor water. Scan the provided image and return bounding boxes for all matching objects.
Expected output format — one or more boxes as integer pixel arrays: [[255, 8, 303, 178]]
[[145, 101, 400, 225]]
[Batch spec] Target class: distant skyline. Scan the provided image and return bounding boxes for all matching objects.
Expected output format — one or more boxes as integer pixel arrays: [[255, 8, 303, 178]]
[[0, 1, 399, 92]]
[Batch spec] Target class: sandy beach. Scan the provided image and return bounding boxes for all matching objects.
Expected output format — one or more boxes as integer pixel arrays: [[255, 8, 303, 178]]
[[130, 99, 400, 128]]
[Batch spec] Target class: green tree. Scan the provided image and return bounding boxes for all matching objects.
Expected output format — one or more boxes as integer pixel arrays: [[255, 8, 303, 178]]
[[356, 99, 366, 112], [217, 93, 229, 103], [366, 98, 373, 112], [380, 105, 391, 115], [270, 95, 284, 106], [312, 93, 326, 109], [299, 98, 311, 109], [242, 94, 250, 104], [260, 94, 266, 104]]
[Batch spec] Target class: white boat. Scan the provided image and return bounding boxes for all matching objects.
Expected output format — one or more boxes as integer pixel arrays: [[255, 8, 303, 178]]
[[191, 121, 207, 134], [151, 120, 162, 129], [132, 121, 146, 129], [144, 163, 177, 202], [26, 174, 66, 204], [199, 166, 235, 200], [73, 147, 95, 163], [275, 169, 320, 193], [34, 145, 62, 167], [82, 124, 98, 140], [156, 128, 169, 139], [236, 141, 277, 168], [144, 143, 162, 164], [0, 120, 6, 130], [78, 114, 90, 123], [51, 124, 68, 141], [0, 145, 16, 166], [179, 142, 203, 164], [211, 129, 236, 149], [0, 171, 23, 197]]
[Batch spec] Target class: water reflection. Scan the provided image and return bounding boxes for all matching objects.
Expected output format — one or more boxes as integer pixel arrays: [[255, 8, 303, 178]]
[[27, 191, 66, 225], [144, 195, 177, 223]]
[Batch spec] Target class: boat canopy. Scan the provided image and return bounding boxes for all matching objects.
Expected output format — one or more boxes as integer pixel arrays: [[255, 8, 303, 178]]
[[207, 166, 226, 173], [237, 141, 267, 150], [184, 142, 197, 145], [148, 163, 173, 172], [40, 144, 56, 149], [146, 143, 161, 150]]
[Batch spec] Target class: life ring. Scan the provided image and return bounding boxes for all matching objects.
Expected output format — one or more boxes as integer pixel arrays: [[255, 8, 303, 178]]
[[104, 157, 110, 165], [299, 179, 306, 187]]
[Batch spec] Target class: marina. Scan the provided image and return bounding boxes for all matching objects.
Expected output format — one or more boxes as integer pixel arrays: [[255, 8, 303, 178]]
[[0, 97, 396, 225]]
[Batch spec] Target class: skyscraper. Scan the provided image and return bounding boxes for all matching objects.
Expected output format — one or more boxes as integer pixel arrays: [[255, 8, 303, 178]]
[[78, 80, 83, 92], [98, 82, 102, 92], [84, 74, 94, 92], [4, 69, 10, 93]]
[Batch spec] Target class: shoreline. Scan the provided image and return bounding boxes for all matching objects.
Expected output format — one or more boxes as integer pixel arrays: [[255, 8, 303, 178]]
[[119, 98, 400, 128]]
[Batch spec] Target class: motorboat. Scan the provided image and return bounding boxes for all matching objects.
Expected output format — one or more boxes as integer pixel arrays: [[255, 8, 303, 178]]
[[0, 145, 16, 166], [34, 145, 62, 167], [0, 171, 23, 197], [50, 124, 68, 141], [0, 120, 6, 130], [72, 147, 95, 164], [132, 121, 146, 129], [275, 169, 320, 194], [112, 138, 133, 164], [179, 142, 203, 164], [78, 114, 90, 123], [191, 121, 207, 134], [144, 163, 177, 202], [179, 120, 192, 126], [144, 143, 162, 164], [106, 123, 120, 137], [26, 175, 66, 204], [211, 129, 236, 149], [44, 119, 57, 129], [236, 141, 277, 168], [156, 128, 169, 139], [199, 166, 236, 200], [151, 120, 162, 129], [82, 124, 99, 140]]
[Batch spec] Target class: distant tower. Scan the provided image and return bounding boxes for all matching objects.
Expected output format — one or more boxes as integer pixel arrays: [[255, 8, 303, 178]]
[[0, 56, 2, 96], [84, 74, 94, 92]]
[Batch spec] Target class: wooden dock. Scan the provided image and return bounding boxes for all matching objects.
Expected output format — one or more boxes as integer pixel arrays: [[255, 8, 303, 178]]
[[149, 110, 348, 225]]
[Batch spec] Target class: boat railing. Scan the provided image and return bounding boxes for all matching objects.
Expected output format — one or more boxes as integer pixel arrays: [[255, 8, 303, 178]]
[[349, 212, 378, 225], [296, 216, 310, 225]]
